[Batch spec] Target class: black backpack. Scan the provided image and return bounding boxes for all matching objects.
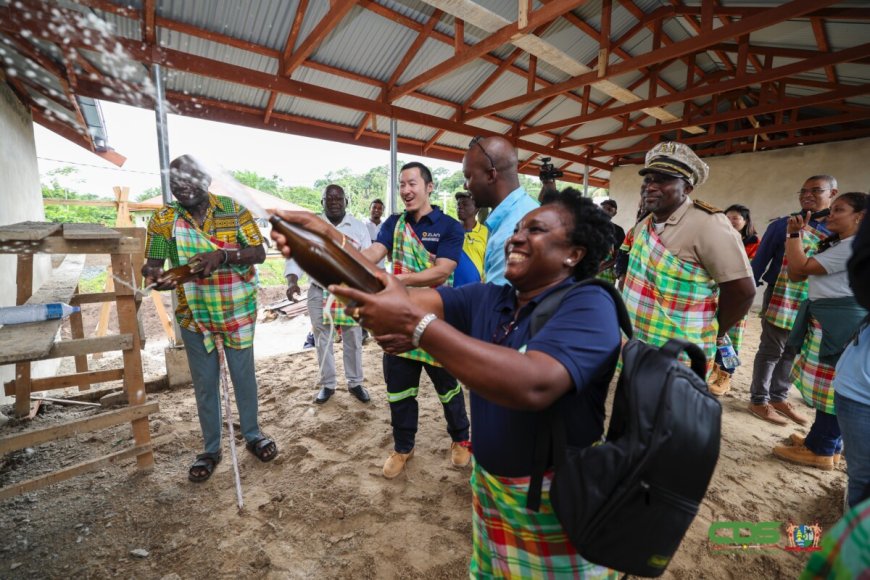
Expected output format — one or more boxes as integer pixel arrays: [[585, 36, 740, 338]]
[[527, 279, 721, 578]]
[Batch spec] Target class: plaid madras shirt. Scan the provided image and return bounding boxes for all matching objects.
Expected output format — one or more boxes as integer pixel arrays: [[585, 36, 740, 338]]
[[622, 219, 719, 377], [791, 316, 837, 414], [390, 213, 453, 366], [764, 224, 826, 329], [144, 194, 262, 349], [470, 460, 617, 579]]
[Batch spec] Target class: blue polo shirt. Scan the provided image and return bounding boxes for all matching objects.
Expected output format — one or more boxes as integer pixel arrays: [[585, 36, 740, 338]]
[[437, 279, 622, 477], [752, 215, 830, 287], [376, 206, 463, 266], [484, 187, 539, 286]]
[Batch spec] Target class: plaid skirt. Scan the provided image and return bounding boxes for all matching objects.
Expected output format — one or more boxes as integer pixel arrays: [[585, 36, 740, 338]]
[[791, 316, 837, 415], [470, 460, 616, 579]]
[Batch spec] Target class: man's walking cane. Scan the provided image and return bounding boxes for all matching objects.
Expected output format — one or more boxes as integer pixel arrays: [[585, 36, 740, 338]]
[[214, 334, 244, 510]]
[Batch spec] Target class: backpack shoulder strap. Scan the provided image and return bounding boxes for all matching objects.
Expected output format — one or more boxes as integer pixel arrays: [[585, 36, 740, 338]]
[[529, 278, 633, 339], [527, 278, 632, 511]]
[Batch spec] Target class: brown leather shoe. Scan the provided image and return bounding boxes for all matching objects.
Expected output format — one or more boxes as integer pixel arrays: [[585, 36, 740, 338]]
[[383, 449, 414, 479], [748, 403, 788, 426], [772, 444, 834, 470], [788, 434, 842, 466], [450, 441, 472, 467], [771, 401, 809, 426]]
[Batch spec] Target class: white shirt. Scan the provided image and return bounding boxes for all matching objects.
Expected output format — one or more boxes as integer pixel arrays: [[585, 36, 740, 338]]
[[810, 235, 855, 300], [366, 219, 381, 243], [284, 213, 372, 286]]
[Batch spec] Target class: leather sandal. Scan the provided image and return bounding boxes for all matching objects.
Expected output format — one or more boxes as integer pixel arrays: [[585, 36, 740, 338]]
[[188, 452, 221, 483], [246, 436, 278, 462]]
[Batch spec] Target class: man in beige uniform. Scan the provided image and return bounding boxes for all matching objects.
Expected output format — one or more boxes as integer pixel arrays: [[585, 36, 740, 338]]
[[621, 142, 756, 394]]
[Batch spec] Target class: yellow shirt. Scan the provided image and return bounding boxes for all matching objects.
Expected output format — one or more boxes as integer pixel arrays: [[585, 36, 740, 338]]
[[463, 221, 489, 278]]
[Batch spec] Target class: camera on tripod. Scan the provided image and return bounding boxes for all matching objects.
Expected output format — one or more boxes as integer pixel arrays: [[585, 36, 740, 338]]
[[539, 157, 563, 182]]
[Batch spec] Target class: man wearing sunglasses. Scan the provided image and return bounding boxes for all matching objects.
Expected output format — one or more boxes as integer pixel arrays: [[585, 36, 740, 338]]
[[462, 135, 539, 285]]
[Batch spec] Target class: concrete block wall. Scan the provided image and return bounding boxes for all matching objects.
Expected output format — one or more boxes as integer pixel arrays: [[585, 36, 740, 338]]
[[608, 137, 870, 237]]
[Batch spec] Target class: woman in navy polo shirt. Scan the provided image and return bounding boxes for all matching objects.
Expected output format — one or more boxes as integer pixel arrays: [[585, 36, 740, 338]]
[[328, 189, 622, 578]]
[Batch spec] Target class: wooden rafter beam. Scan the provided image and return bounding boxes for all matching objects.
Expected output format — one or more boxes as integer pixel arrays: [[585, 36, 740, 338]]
[[516, 41, 870, 137], [282, 2, 356, 76], [142, 0, 156, 46], [53, 37, 612, 171], [389, 0, 588, 102], [593, 92, 870, 157], [468, 0, 838, 122], [811, 17, 837, 84]]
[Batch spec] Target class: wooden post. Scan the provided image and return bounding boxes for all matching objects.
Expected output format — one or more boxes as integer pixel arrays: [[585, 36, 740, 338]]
[[14, 254, 34, 417], [110, 251, 154, 469], [91, 265, 115, 359], [68, 284, 90, 390]]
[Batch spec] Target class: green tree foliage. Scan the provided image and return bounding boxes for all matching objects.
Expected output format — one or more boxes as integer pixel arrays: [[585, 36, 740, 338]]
[[135, 186, 162, 202], [42, 167, 117, 225]]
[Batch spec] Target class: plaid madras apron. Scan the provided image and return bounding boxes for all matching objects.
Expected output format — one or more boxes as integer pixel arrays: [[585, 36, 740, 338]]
[[622, 221, 719, 377], [174, 218, 257, 353], [470, 460, 617, 579], [727, 317, 747, 352], [323, 292, 358, 327], [390, 213, 452, 366], [791, 316, 837, 414], [596, 247, 617, 284], [764, 224, 826, 329]]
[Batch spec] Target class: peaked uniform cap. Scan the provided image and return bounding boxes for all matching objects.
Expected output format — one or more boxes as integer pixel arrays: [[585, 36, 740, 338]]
[[639, 142, 709, 187]]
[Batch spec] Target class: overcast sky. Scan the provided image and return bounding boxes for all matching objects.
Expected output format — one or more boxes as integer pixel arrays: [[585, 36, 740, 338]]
[[35, 100, 463, 199]]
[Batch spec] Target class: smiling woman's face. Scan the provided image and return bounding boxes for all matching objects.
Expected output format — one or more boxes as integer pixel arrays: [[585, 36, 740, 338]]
[[504, 205, 581, 291], [169, 160, 210, 209]]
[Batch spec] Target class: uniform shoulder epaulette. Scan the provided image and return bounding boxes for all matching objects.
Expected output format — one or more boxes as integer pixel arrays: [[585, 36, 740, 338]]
[[693, 199, 722, 214]]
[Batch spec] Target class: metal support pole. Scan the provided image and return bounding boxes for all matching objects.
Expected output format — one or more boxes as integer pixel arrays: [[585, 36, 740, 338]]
[[152, 63, 182, 344], [583, 164, 590, 197], [389, 118, 398, 215], [153, 64, 172, 205]]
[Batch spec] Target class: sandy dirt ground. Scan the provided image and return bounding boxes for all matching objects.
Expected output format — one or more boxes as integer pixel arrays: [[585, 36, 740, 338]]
[[0, 285, 847, 579]]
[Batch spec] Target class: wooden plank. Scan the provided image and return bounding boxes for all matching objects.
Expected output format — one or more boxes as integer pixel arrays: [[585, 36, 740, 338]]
[[0, 221, 61, 241], [111, 251, 153, 469], [0, 254, 86, 365], [68, 286, 90, 391], [1, 236, 142, 255], [62, 223, 121, 240], [0, 442, 153, 501], [14, 253, 34, 417], [4, 368, 125, 396], [47, 334, 133, 359], [0, 401, 159, 454], [31, 396, 101, 407], [70, 292, 118, 305]]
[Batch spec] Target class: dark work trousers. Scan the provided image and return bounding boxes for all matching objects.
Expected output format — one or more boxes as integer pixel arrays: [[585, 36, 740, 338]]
[[750, 285, 799, 405], [383, 353, 470, 453], [804, 409, 843, 456]]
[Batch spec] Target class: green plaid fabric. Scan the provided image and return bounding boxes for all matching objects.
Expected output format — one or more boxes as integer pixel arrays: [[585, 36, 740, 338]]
[[174, 218, 257, 352], [791, 315, 837, 414], [470, 459, 617, 579], [597, 248, 618, 284], [622, 221, 719, 377], [800, 496, 870, 579], [727, 316, 747, 352], [764, 225, 825, 329], [390, 213, 451, 366], [322, 292, 358, 327]]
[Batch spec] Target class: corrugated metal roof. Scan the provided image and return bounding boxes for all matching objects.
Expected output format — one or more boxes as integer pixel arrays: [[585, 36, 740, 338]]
[[3, 0, 867, 186]]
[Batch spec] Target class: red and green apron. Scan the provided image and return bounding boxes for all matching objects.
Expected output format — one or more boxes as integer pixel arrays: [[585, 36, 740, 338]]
[[174, 218, 257, 352], [791, 316, 837, 414], [470, 460, 617, 579], [390, 214, 453, 367], [764, 224, 826, 330], [621, 221, 719, 377]]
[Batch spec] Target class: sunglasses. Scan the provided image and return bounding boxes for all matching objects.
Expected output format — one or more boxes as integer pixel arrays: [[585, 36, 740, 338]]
[[469, 136, 495, 170]]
